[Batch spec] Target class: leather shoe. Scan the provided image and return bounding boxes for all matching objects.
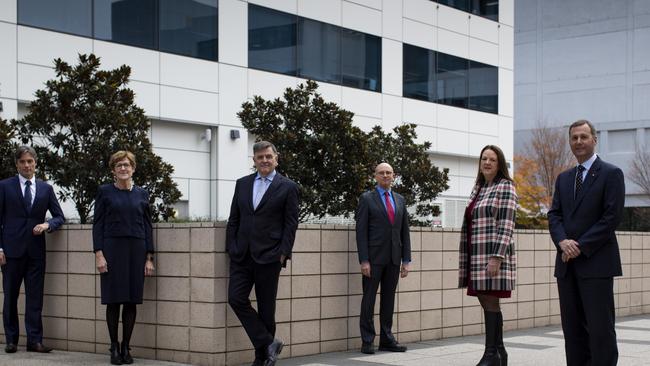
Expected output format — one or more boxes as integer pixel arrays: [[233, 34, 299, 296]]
[[361, 342, 375, 354], [263, 339, 283, 366], [4, 343, 17, 353], [251, 356, 266, 366], [26, 342, 52, 353], [378, 342, 407, 352]]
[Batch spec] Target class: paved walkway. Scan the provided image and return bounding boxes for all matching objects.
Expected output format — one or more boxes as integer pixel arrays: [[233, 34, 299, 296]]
[[0, 314, 648, 365]]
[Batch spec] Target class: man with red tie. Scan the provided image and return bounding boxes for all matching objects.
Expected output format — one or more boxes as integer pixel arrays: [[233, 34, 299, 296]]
[[355, 162, 412, 354]]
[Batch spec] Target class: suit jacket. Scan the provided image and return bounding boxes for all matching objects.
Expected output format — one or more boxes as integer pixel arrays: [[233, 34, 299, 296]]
[[226, 172, 300, 265], [355, 189, 411, 266], [548, 156, 625, 279], [0, 176, 65, 258], [458, 178, 517, 291]]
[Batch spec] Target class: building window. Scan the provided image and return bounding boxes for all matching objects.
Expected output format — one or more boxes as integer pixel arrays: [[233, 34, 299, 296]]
[[94, 0, 158, 49], [18, 0, 92, 37], [248, 4, 382, 92], [403, 43, 498, 114], [435, 0, 499, 22], [159, 0, 218, 61]]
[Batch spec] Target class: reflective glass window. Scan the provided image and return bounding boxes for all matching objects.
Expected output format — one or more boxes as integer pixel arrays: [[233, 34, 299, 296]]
[[248, 5, 297, 76], [94, 0, 158, 49], [298, 18, 340, 83], [18, 0, 92, 37], [468, 60, 498, 113], [159, 0, 218, 61], [341, 29, 381, 92], [403, 44, 436, 102], [473, 0, 498, 21], [436, 53, 468, 108], [436, 0, 469, 13]]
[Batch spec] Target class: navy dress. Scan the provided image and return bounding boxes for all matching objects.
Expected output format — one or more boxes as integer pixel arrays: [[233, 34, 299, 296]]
[[92, 184, 154, 304]]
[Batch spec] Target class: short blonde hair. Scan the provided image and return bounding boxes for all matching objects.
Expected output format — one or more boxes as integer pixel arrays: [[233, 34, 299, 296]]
[[109, 151, 136, 170]]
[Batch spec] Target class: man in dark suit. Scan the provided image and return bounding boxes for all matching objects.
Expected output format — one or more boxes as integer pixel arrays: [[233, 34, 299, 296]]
[[356, 162, 411, 355], [0, 146, 65, 353], [548, 120, 625, 366], [226, 141, 299, 366]]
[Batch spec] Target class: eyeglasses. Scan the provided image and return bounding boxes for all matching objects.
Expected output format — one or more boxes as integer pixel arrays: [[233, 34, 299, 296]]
[[115, 163, 132, 169]]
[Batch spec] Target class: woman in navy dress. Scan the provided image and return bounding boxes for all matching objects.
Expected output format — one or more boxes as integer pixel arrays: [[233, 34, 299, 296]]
[[93, 151, 155, 365]]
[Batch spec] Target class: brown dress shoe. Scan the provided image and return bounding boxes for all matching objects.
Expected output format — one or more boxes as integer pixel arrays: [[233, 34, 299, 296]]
[[26, 342, 52, 353]]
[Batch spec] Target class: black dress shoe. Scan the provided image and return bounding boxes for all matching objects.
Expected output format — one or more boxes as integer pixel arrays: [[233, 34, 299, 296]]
[[120, 343, 133, 364], [4, 343, 17, 353], [378, 342, 407, 352], [251, 356, 266, 366], [361, 342, 375, 354], [26, 342, 52, 353], [263, 339, 283, 366]]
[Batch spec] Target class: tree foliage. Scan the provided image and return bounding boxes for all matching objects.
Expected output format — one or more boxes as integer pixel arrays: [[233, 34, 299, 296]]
[[238, 80, 449, 224], [0, 117, 19, 179], [628, 147, 650, 202], [12, 54, 181, 223]]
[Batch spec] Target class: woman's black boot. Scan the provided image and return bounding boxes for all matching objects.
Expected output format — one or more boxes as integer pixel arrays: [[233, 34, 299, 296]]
[[476, 311, 501, 366], [110, 342, 122, 365], [495, 311, 507, 365], [121, 343, 133, 364]]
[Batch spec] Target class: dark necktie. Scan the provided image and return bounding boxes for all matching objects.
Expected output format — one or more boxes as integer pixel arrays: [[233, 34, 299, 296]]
[[24, 180, 33, 210], [575, 165, 585, 199], [384, 191, 395, 225]]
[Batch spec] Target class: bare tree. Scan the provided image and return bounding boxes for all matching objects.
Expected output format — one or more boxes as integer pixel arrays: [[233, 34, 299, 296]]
[[629, 147, 650, 200]]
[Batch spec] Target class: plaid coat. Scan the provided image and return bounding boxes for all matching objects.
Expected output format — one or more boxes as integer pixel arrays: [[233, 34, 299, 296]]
[[458, 178, 517, 291]]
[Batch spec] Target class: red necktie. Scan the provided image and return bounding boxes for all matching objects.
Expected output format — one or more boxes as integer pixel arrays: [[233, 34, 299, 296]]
[[384, 191, 395, 225]]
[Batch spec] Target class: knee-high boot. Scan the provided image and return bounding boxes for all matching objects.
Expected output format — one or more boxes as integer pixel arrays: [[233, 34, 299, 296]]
[[476, 311, 501, 366], [495, 311, 507, 365]]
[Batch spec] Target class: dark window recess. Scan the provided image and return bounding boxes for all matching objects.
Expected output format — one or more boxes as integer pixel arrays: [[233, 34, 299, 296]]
[[94, 0, 158, 49], [436, 52, 468, 109], [298, 18, 340, 83], [340, 29, 381, 92], [159, 0, 218, 61], [468, 60, 498, 113], [434, 0, 499, 22], [18, 0, 92, 37], [403, 44, 436, 102], [248, 5, 297, 76]]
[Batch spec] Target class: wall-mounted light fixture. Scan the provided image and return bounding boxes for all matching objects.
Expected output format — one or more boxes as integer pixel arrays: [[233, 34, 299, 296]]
[[230, 129, 240, 140], [201, 128, 212, 142]]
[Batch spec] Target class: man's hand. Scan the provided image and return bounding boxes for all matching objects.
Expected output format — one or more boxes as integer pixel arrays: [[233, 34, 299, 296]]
[[280, 255, 286, 264], [486, 257, 502, 277], [32, 222, 49, 236], [561, 252, 570, 263], [400, 263, 410, 278], [559, 239, 581, 258], [0, 252, 5, 266], [95, 251, 108, 273], [360, 261, 371, 278]]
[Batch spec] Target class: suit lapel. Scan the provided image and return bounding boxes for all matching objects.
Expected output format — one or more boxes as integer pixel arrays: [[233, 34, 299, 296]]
[[371, 189, 391, 224], [243, 174, 256, 213], [572, 157, 602, 214], [13, 176, 30, 214], [255, 173, 282, 211]]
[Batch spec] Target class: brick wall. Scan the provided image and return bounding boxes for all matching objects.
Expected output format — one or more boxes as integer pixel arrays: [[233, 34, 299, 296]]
[[1, 223, 648, 365]]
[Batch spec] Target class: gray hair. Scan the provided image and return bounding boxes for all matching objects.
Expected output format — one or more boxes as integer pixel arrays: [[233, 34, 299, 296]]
[[15, 145, 37, 162], [253, 141, 278, 155]]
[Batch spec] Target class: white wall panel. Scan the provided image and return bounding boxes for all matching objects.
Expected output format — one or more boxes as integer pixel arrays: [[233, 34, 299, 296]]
[[174, 177, 189, 200], [468, 133, 498, 154], [382, 94, 402, 131], [437, 5, 469, 35], [130, 81, 160, 118], [342, 1, 381, 36], [382, 0, 402, 40], [312, 81, 342, 105], [437, 129, 468, 155], [437, 28, 469, 59], [469, 111, 498, 136], [248, 0, 297, 14], [382, 39, 402, 96], [153, 147, 211, 180], [437, 104, 468, 131], [341, 87, 382, 118], [93, 41, 159, 84], [217, 126, 250, 180], [499, 68, 514, 117], [499, 25, 514, 70], [430, 154, 459, 175], [17, 63, 54, 101], [160, 53, 218, 93], [500, 0, 514, 27], [470, 15, 498, 43], [151, 120, 211, 152], [402, 0, 436, 26], [160, 86, 218, 124], [0, 22, 17, 99], [0, 0, 16, 23], [219, 64, 248, 127], [403, 98, 434, 127], [498, 116, 514, 159], [352, 115, 381, 133], [248, 69, 297, 101], [414, 125, 436, 150], [458, 156, 478, 176], [219, 0, 248, 67], [345, 0, 381, 10], [459, 176, 476, 196], [403, 19, 435, 50], [469, 37, 498, 66], [217, 180, 236, 220], [298, 0, 341, 25], [444, 174, 461, 196], [188, 179, 211, 218], [0, 98, 17, 119], [18, 26, 92, 67]]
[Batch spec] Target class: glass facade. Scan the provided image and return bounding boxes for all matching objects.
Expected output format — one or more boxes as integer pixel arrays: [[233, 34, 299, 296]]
[[434, 0, 499, 21], [248, 4, 382, 92], [403, 44, 498, 114], [19, 0, 218, 61]]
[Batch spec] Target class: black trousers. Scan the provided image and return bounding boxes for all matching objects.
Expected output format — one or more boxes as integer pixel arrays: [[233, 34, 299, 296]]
[[228, 252, 282, 351], [2, 255, 46, 344], [359, 263, 400, 345], [557, 264, 618, 366]]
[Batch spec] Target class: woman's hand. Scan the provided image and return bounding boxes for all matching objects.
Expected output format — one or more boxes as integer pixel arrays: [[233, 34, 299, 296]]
[[95, 251, 108, 273], [145, 258, 155, 277], [486, 257, 502, 277]]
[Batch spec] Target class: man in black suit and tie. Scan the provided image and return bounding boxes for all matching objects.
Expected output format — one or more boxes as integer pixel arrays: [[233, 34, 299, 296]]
[[0, 146, 65, 353], [356, 162, 411, 354], [548, 120, 625, 366], [226, 141, 299, 366]]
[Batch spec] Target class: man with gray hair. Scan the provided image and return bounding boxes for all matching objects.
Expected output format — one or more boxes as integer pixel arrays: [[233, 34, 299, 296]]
[[0, 146, 65, 353]]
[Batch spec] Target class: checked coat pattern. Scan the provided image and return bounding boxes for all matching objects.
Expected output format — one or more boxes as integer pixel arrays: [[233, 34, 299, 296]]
[[458, 178, 518, 291]]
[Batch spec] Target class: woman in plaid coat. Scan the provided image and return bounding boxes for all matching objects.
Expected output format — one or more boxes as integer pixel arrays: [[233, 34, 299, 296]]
[[458, 145, 517, 366]]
